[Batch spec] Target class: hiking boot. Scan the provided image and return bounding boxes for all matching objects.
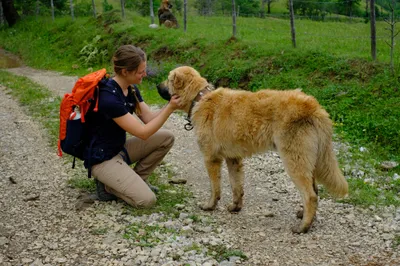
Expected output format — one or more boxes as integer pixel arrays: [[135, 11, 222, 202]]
[[146, 181, 159, 194], [95, 179, 118, 201]]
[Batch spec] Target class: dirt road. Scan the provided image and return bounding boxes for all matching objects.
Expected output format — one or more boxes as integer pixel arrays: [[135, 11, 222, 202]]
[[1, 64, 399, 265]]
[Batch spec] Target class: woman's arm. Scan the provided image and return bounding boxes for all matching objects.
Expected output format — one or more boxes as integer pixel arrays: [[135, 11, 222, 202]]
[[137, 101, 162, 124], [113, 95, 180, 140]]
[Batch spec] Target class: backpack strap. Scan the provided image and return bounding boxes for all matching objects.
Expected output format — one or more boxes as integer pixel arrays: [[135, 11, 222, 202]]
[[86, 137, 97, 178]]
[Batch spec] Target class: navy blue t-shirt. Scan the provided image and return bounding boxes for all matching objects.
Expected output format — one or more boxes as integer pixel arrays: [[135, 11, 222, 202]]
[[84, 79, 143, 166]]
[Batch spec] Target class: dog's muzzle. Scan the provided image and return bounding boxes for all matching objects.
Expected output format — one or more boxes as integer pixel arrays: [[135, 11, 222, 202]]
[[156, 82, 172, 101]]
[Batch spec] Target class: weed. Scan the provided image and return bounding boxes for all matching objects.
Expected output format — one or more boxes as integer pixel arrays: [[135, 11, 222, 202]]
[[393, 235, 400, 248], [67, 175, 96, 192], [90, 227, 109, 235], [123, 167, 194, 217], [123, 222, 177, 247], [206, 244, 248, 262]]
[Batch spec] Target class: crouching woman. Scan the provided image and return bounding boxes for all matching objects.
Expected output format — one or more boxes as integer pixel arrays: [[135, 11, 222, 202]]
[[84, 45, 181, 208]]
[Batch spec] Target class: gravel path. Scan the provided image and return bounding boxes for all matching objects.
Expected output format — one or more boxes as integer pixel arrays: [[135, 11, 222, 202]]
[[1, 66, 399, 265]]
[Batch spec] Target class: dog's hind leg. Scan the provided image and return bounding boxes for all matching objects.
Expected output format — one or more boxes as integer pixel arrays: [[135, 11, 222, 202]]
[[279, 140, 318, 233], [296, 178, 318, 219], [201, 157, 223, 211], [286, 167, 317, 233], [226, 158, 244, 212]]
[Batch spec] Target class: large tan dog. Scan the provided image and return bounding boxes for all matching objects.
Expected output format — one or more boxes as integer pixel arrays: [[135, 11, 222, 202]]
[[157, 66, 348, 233]]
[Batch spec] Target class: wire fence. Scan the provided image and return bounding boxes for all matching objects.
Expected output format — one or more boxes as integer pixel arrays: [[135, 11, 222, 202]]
[[7, 0, 400, 65]]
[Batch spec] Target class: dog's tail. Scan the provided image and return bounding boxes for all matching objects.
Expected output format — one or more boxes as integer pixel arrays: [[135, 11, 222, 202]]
[[313, 112, 348, 198]]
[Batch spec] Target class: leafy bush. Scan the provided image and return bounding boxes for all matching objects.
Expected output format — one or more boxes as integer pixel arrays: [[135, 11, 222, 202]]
[[79, 35, 108, 67], [102, 0, 113, 13]]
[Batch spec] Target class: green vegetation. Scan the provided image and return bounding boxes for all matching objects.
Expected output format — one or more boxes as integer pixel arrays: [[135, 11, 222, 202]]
[[123, 222, 178, 247], [206, 244, 248, 262], [1, 11, 399, 209], [393, 235, 400, 248], [124, 167, 193, 216]]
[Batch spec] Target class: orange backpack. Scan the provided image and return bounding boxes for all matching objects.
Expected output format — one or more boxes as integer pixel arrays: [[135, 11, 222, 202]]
[[57, 69, 108, 164]]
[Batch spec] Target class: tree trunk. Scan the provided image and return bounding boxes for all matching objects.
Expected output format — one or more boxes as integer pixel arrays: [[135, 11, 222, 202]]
[[370, 0, 376, 60], [0, 0, 4, 25], [1, 0, 20, 26], [261, 0, 265, 18], [69, 0, 74, 21], [91, 0, 96, 18], [149, 0, 154, 24], [385, 0, 398, 75], [35, 0, 40, 18], [267, 0, 271, 14], [184, 0, 187, 32], [289, 0, 296, 48], [120, 0, 125, 19], [231, 0, 236, 38], [51, 0, 55, 21], [207, 0, 212, 15]]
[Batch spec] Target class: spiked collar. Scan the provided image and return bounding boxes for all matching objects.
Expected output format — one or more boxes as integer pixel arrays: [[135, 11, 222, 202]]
[[184, 85, 213, 131]]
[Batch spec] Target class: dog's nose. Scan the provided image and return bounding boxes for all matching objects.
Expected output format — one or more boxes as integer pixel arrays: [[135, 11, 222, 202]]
[[157, 83, 172, 101]]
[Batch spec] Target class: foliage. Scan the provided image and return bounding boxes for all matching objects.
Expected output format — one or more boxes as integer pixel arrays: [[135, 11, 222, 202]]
[[14, 0, 67, 15], [74, 1, 94, 17], [292, 0, 334, 20], [336, 0, 363, 17], [79, 35, 109, 66], [102, 0, 114, 13], [0, 71, 62, 164], [194, 0, 260, 16], [206, 244, 248, 262], [126, 0, 161, 16]]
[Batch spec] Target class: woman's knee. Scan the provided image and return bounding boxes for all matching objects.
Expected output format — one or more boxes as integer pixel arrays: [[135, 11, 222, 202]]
[[161, 129, 175, 148], [134, 193, 157, 208]]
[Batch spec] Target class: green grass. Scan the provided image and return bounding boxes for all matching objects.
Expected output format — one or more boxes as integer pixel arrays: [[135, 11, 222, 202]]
[[123, 221, 178, 247], [206, 244, 248, 262], [67, 173, 96, 192], [0, 70, 60, 144], [393, 235, 400, 248], [123, 165, 193, 216]]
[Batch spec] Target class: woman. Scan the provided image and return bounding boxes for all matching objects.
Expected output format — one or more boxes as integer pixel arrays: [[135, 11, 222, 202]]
[[84, 45, 181, 208]]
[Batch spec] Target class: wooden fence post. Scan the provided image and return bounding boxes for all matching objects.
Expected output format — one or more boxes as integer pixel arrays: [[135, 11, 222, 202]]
[[289, 0, 296, 48], [231, 0, 236, 38], [370, 0, 376, 60]]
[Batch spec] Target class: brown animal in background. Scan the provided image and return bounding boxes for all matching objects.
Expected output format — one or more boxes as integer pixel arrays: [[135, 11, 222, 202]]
[[158, 0, 179, 28], [157, 66, 349, 233]]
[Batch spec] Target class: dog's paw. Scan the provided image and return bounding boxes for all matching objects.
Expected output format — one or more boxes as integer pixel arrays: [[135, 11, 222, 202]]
[[291, 224, 310, 234], [227, 203, 242, 213], [199, 201, 216, 211]]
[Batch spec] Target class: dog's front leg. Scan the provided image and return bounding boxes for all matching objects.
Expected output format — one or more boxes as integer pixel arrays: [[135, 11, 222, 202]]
[[226, 158, 244, 212], [200, 157, 223, 211]]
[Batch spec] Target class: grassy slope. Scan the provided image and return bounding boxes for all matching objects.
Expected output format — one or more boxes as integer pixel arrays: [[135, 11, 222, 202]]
[[0, 11, 399, 207]]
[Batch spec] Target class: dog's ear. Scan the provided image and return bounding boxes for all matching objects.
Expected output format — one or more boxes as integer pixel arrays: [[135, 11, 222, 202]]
[[172, 72, 184, 90]]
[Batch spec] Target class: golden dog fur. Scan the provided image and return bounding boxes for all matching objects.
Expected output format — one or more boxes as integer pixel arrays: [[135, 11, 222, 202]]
[[158, 66, 348, 233]]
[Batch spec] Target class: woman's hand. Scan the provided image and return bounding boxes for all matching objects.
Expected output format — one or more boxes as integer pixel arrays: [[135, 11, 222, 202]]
[[167, 95, 181, 111]]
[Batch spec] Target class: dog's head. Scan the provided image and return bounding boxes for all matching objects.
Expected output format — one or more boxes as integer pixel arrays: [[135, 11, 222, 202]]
[[157, 66, 210, 112], [161, 0, 173, 9]]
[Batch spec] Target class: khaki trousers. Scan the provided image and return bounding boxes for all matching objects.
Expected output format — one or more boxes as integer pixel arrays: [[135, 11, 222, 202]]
[[91, 129, 174, 208]]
